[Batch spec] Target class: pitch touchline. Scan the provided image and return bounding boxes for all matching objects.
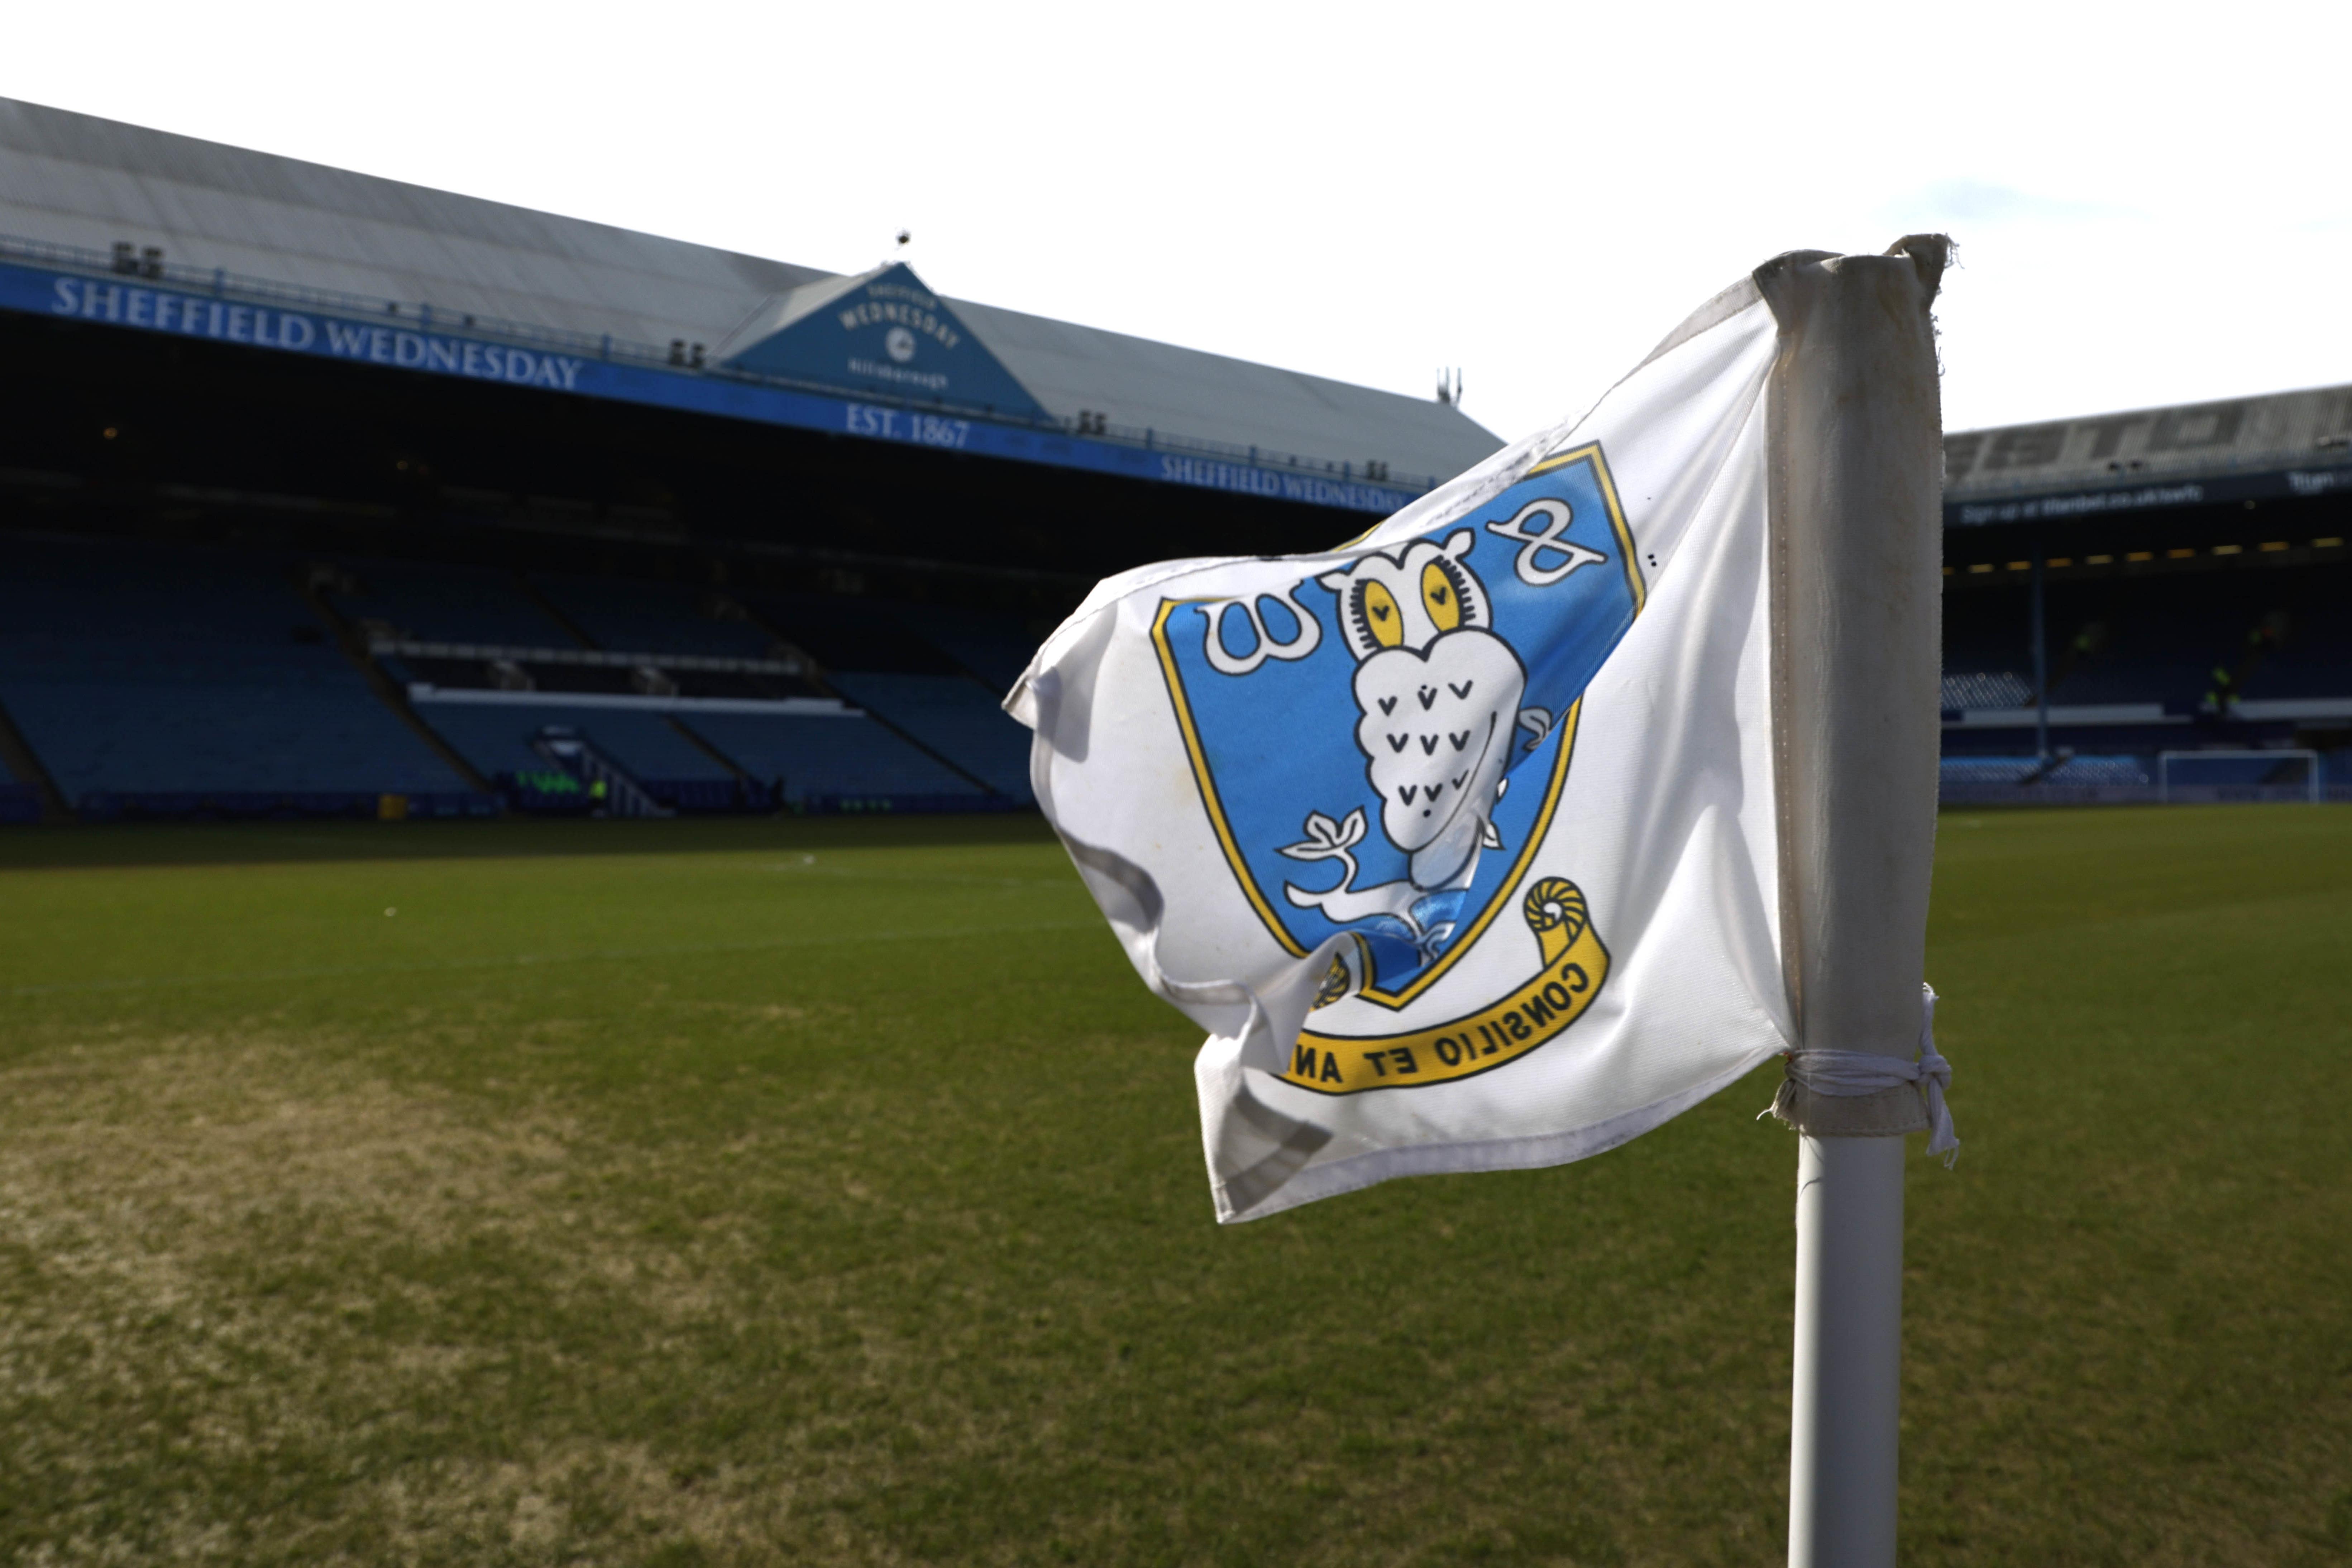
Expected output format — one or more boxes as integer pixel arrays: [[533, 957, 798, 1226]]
[[3, 920, 1102, 997]]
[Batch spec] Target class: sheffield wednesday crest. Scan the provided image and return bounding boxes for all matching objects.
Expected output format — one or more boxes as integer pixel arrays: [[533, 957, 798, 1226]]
[[1151, 446, 1644, 1093]]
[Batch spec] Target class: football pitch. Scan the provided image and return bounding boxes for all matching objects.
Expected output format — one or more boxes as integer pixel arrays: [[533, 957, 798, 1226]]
[[0, 806, 2346, 1566]]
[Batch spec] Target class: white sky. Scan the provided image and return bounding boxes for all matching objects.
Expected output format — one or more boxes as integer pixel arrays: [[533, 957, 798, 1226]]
[[6, 0, 2348, 447]]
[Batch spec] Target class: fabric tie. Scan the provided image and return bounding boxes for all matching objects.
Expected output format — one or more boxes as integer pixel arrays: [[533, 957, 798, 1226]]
[[1772, 984, 1959, 1165]]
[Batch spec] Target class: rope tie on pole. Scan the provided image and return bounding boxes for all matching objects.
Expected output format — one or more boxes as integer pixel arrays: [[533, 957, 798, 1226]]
[[1764, 984, 1958, 1164]]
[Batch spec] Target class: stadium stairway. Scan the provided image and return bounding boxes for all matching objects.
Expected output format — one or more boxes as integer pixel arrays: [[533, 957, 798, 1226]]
[[532, 726, 671, 818]]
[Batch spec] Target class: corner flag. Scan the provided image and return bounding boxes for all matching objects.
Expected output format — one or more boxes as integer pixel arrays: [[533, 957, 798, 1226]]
[[1008, 247, 1945, 1225]]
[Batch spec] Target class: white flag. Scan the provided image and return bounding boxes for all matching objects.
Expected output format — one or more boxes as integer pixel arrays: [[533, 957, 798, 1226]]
[[1008, 276, 1793, 1221]]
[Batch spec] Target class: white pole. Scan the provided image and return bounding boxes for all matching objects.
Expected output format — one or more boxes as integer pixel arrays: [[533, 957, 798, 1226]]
[[1788, 1135, 1907, 1562], [1754, 237, 1949, 1568]]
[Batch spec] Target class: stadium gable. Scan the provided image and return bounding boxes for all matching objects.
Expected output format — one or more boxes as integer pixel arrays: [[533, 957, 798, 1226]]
[[715, 263, 1049, 420]]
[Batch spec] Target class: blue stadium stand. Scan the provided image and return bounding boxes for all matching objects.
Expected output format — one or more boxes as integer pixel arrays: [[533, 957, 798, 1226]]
[[1937, 756, 2042, 789], [0, 534, 487, 818], [527, 572, 776, 660], [823, 671, 1031, 798], [327, 560, 785, 805], [892, 602, 1041, 693], [421, 702, 733, 781], [686, 711, 988, 808], [0, 747, 36, 823], [748, 591, 956, 673], [739, 592, 1036, 802], [326, 564, 1005, 812], [2047, 755, 2152, 787], [1938, 753, 2153, 803], [2159, 755, 2307, 788], [2241, 597, 2352, 699], [2040, 585, 2231, 706], [329, 559, 577, 646]]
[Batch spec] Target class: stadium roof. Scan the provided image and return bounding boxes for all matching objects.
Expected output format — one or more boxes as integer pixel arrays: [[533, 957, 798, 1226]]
[[1945, 383, 2352, 526], [0, 97, 1502, 485]]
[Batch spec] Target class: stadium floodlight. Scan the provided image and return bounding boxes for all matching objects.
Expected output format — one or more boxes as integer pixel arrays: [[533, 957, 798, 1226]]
[[2156, 748, 2321, 805]]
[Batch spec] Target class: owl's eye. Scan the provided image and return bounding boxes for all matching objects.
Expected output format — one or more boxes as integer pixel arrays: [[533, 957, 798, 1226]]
[[1421, 561, 1462, 633], [1360, 580, 1404, 648]]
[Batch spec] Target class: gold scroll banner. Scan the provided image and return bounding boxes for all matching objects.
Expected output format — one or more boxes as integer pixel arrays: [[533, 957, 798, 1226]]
[[1282, 878, 1610, 1095]]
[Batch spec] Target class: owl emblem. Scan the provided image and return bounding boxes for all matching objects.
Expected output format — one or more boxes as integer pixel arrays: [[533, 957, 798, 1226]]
[[1277, 530, 1553, 955], [1155, 449, 1633, 999]]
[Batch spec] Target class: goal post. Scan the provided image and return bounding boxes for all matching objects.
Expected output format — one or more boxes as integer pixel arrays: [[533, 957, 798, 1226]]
[[2156, 749, 2322, 805]]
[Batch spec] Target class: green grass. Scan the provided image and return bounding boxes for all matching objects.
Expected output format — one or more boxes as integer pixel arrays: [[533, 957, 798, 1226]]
[[0, 807, 2345, 1566]]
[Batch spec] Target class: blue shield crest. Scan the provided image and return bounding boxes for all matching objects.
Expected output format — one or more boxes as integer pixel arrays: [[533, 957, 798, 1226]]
[[1151, 445, 1644, 1008]]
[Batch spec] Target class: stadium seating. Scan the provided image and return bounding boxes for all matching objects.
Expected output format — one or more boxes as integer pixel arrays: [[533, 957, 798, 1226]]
[[684, 711, 984, 804], [328, 559, 576, 646], [0, 749, 35, 823], [2049, 754, 2152, 786], [893, 602, 1042, 693], [1944, 565, 2352, 710], [320, 562, 1011, 807], [1938, 753, 2153, 800], [736, 592, 1037, 801], [419, 703, 734, 782], [29, 522, 2324, 824], [0, 534, 479, 812], [1937, 756, 2042, 788], [822, 672, 1031, 798], [527, 572, 777, 659], [748, 591, 962, 672], [297, 560, 1030, 810], [2155, 754, 2312, 788], [2242, 576, 2352, 698]]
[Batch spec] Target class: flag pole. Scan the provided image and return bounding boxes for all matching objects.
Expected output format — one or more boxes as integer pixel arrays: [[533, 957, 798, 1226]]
[[1754, 236, 1950, 1568]]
